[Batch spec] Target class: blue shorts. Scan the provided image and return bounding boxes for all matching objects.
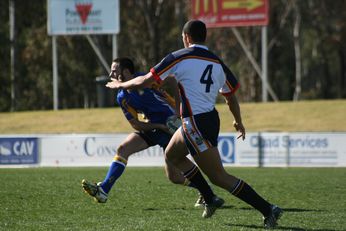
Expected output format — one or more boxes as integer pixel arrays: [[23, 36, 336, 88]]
[[181, 108, 220, 155], [136, 129, 172, 150]]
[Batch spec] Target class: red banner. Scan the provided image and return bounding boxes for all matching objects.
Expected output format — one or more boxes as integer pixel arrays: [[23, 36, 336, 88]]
[[192, 0, 269, 27]]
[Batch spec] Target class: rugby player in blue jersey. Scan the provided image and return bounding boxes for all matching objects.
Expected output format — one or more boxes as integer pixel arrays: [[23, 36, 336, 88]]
[[82, 57, 223, 208], [105, 21, 283, 228]]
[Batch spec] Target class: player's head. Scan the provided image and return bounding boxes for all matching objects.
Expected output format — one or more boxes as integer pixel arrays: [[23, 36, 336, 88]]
[[182, 20, 207, 48], [110, 57, 135, 82]]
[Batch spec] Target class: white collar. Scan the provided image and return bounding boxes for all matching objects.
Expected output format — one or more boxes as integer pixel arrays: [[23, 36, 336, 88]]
[[189, 44, 208, 50]]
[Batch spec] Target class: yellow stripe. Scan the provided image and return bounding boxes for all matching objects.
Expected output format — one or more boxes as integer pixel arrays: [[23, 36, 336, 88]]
[[158, 55, 220, 76], [183, 178, 190, 186], [121, 99, 138, 119], [233, 181, 245, 196], [113, 155, 128, 165], [151, 83, 176, 109], [186, 167, 199, 180], [226, 81, 234, 91]]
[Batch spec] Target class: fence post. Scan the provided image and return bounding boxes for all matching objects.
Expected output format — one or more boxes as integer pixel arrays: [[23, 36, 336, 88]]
[[258, 132, 264, 167], [284, 134, 290, 167]]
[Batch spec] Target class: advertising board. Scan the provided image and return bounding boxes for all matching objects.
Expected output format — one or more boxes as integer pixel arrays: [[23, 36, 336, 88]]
[[47, 0, 120, 35], [192, 0, 269, 27], [0, 137, 39, 165], [1, 132, 346, 167], [40, 134, 165, 167]]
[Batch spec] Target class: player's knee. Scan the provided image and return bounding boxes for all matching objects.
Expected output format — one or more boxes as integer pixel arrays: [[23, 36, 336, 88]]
[[116, 145, 130, 160], [209, 171, 239, 189], [117, 144, 124, 154], [167, 174, 184, 184], [165, 168, 183, 184]]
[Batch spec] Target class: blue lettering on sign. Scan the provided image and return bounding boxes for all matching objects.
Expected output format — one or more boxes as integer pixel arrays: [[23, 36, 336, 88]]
[[217, 136, 235, 163], [84, 137, 116, 157], [282, 136, 328, 149], [249, 135, 329, 149], [0, 138, 38, 164], [250, 136, 280, 148]]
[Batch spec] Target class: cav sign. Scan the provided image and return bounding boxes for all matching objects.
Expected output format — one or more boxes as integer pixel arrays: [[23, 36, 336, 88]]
[[0, 138, 39, 164]]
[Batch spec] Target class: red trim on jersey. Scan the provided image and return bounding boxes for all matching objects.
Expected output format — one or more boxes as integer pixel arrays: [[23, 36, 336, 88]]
[[150, 68, 162, 84], [221, 83, 240, 96]]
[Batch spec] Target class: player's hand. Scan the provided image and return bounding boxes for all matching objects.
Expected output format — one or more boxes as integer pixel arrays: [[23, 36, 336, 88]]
[[233, 121, 245, 140], [106, 78, 122, 89]]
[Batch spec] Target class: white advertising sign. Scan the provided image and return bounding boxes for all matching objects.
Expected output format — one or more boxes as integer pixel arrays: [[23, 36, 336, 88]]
[[219, 132, 346, 167], [1, 132, 346, 167], [47, 0, 120, 35], [40, 134, 165, 167]]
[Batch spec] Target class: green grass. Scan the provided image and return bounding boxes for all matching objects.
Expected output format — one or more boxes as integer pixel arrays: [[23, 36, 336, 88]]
[[1, 100, 346, 230], [1, 100, 346, 133], [0, 167, 345, 230]]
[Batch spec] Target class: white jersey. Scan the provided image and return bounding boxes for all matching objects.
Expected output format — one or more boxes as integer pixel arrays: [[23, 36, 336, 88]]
[[150, 45, 239, 118]]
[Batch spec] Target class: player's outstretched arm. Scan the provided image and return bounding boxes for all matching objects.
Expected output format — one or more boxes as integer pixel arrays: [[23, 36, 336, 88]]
[[106, 72, 155, 90], [224, 94, 246, 140]]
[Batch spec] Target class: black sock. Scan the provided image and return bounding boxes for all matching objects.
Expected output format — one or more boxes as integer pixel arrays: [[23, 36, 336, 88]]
[[184, 179, 198, 189], [230, 179, 271, 216], [184, 165, 215, 204]]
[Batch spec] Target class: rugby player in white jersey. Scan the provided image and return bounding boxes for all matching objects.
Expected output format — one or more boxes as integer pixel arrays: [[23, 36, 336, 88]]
[[106, 20, 283, 229]]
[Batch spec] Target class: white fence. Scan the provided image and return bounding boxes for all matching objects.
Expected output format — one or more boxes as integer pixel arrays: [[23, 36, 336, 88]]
[[1, 132, 346, 167]]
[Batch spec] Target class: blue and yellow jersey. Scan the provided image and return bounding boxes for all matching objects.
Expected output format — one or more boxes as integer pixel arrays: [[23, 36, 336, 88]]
[[116, 74, 176, 124]]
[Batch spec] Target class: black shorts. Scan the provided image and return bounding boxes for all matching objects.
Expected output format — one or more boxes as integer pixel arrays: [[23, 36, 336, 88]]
[[136, 129, 172, 150], [181, 108, 220, 155]]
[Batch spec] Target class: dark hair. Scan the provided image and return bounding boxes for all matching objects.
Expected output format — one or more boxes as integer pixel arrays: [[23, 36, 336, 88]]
[[113, 57, 135, 74], [182, 20, 207, 43]]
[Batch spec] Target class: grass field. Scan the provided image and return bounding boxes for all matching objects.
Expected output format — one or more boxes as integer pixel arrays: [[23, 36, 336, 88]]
[[1, 100, 345, 230], [0, 167, 345, 231], [1, 100, 346, 133]]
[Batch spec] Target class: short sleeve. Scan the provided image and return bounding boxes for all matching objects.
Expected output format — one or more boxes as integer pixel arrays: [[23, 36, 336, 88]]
[[219, 62, 240, 96], [150, 53, 177, 84]]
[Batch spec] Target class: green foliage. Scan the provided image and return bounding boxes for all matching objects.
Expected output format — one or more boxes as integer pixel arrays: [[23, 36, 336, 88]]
[[0, 0, 10, 111], [1, 0, 346, 111], [0, 167, 345, 230]]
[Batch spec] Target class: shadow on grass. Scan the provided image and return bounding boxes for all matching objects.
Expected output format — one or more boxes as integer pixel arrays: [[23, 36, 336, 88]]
[[225, 223, 341, 231], [143, 205, 235, 212], [237, 207, 324, 213], [143, 207, 188, 211], [143, 206, 340, 231], [224, 207, 338, 231], [143, 206, 320, 213]]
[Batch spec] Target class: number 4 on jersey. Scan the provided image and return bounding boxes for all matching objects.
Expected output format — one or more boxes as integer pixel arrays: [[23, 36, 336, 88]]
[[200, 64, 214, 93]]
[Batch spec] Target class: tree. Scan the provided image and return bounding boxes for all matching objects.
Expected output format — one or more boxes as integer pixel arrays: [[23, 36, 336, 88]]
[[1, 0, 346, 112]]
